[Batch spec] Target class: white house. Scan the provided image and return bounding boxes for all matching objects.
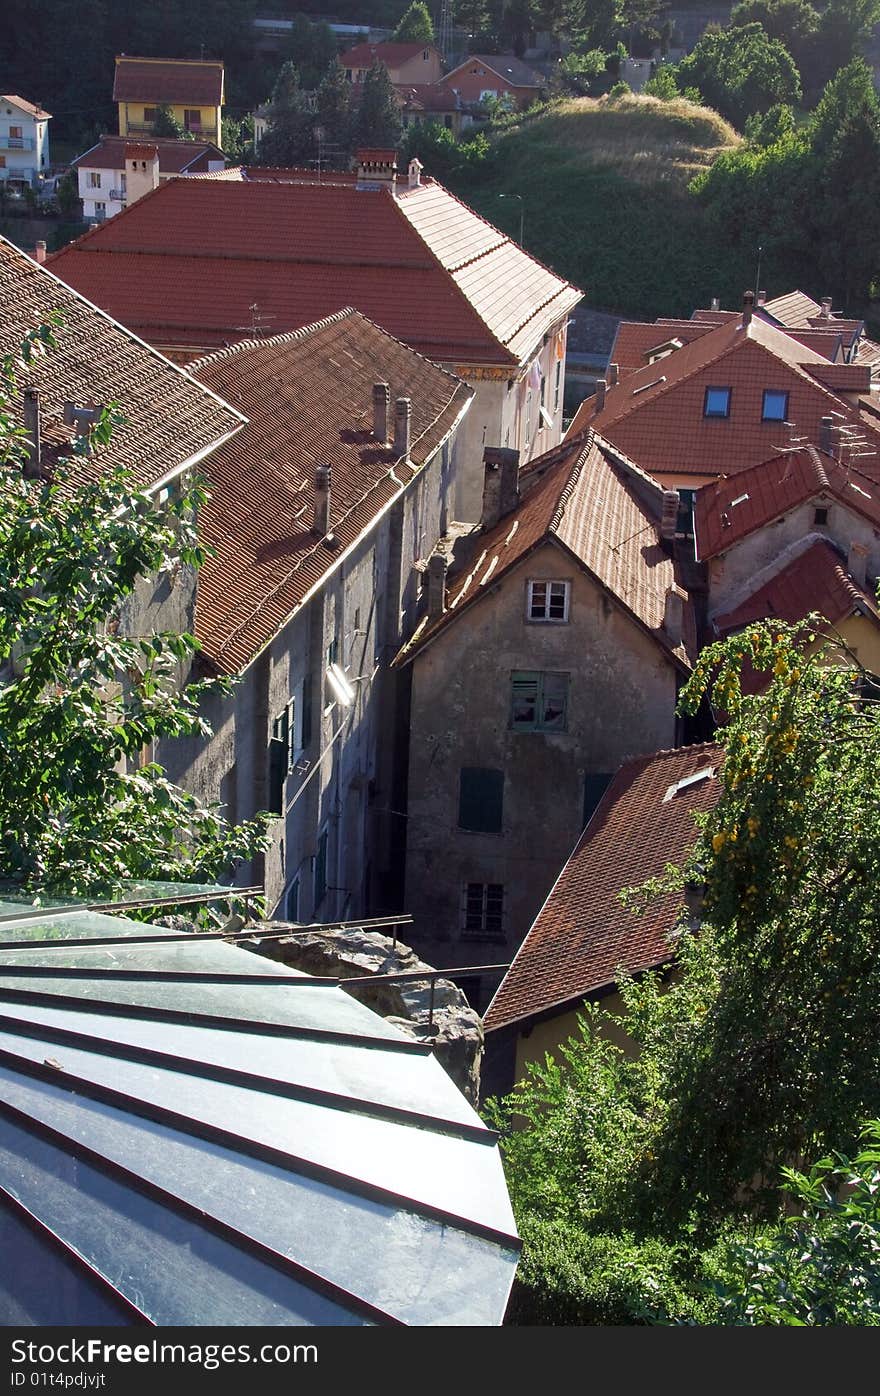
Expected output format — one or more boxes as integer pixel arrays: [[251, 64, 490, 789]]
[[0, 96, 51, 191], [72, 135, 225, 222]]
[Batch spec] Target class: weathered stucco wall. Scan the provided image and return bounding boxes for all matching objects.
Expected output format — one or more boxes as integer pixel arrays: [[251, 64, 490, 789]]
[[403, 539, 680, 990]]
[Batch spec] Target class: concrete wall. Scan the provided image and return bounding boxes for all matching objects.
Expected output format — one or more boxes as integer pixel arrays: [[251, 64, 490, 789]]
[[403, 539, 681, 988]]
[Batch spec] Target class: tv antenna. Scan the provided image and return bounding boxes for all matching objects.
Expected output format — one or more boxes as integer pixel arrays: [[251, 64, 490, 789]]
[[235, 302, 275, 338]]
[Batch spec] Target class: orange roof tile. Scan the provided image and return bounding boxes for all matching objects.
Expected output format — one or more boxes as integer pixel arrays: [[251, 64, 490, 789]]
[[609, 319, 718, 378], [113, 56, 224, 107], [694, 446, 880, 560], [48, 173, 580, 368], [0, 233, 243, 491], [1, 95, 51, 119], [567, 316, 880, 483], [72, 135, 224, 174], [395, 431, 695, 670], [483, 742, 723, 1031], [339, 41, 437, 68], [762, 290, 823, 326], [713, 538, 878, 634], [189, 308, 472, 674]]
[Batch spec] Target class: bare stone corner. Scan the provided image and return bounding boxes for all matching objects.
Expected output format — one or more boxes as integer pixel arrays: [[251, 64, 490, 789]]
[[247, 921, 485, 1105]]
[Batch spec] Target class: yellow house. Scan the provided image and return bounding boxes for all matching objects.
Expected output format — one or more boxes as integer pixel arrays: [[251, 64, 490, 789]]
[[113, 56, 224, 146]]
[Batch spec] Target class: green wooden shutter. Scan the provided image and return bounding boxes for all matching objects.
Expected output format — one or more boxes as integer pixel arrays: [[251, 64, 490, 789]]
[[458, 768, 504, 832]]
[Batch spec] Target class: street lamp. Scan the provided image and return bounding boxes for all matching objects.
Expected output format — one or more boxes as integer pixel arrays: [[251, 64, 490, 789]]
[[496, 192, 524, 246]]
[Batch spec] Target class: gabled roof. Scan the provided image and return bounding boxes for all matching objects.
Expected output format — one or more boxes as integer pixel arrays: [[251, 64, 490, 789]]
[[0, 233, 243, 491], [609, 318, 718, 378], [113, 55, 224, 107], [694, 446, 880, 560], [0, 95, 51, 120], [48, 172, 581, 367], [443, 54, 544, 87], [483, 742, 723, 1032], [339, 41, 439, 68], [72, 135, 224, 174], [713, 538, 879, 635], [762, 290, 823, 326], [394, 82, 461, 113], [189, 307, 473, 674], [394, 431, 695, 671], [567, 314, 880, 482]]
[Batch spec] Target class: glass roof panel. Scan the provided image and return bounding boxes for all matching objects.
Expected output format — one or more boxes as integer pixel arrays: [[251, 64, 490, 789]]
[[0, 1111, 371, 1326], [0, 1026, 517, 1238], [0, 1066, 518, 1326]]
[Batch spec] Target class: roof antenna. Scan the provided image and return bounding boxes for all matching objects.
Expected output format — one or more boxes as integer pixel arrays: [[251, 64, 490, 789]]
[[754, 243, 763, 304]]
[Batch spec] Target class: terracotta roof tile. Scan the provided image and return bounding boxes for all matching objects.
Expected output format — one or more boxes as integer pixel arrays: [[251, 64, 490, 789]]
[[762, 290, 823, 326], [483, 742, 723, 1031], [567, 316, 880, 482], [72, 136, 223, 174], [1, 95, 51, 119], [694, 445, 880, 559], [189, 308, 472, 674], [113, 56, 224, 106], [339, 41, 438, 66], [444, 54, 543, 86], [713, 538, 878, 634], [49, 175, 581, 367], [395, 431, 695, 670], [804, 362, 872, 393], [0, 233, 243, 491], [609, 319, 718, 378]]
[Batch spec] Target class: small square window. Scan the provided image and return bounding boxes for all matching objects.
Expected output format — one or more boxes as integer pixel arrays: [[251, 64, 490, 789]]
[[462, 882, 504, 939], [813, 506, 829, 526], [527, 579, 570, 622], [703, 386, 731, 418], [762, 389, 789, 422]]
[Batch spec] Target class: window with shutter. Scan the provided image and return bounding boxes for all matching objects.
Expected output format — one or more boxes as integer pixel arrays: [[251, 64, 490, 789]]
[[458, 768, 504, 832], [511, 671, 568, 731]]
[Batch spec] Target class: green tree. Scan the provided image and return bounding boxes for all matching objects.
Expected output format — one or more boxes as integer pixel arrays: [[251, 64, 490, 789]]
[[392, 0, 436, 42], [676, 22, 802, 128], [804, 0, 880, 97], [152, 104, 194, 140], [281, 13, 340, 89], [316, 62, 354, 166], [354, 61, 403, 150], [644, 63, 680, 98], [221, 113, 254, 164], [0, 324, 272, 896], [729, 0, 818, 71], [256, 60, 316, 167]]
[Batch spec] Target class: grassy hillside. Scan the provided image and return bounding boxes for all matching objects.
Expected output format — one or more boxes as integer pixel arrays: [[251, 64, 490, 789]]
[[451, 95, 756, 321]]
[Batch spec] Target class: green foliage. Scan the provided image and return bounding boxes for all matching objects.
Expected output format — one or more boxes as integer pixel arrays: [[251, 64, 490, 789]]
[[805, 0, 880, 98], [221, 114, 253, 164], [644, 64, 680, 99], [676, 22, 802, 128], [729, 0, 818, 77], [354, 61, 403, 150], [608, 80, 632, 98], [715, 1123, 880, 1324], [316, 62, 354, 167], [0, 325, 273, 896], [255, 61, 317, 167], [152, 105, 193, 141], [280, 13, 339, 89], [392, 0, 435, 41], [401, 122, 491, 182], [55, 171, 81, 219], [743, 100, 795, 143]]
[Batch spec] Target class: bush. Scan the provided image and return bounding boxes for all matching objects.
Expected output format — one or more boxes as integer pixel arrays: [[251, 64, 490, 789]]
[[608, 81, 632, 100], [644, 65, 680, 100]]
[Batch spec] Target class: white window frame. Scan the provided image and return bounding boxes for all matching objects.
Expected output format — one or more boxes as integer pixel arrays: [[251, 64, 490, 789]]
[[526, 579, 570, 623], [88, 171, 101, 188]]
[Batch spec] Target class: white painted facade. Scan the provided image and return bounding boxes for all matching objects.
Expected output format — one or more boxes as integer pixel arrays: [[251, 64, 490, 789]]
[[0, 97, 50, 189]]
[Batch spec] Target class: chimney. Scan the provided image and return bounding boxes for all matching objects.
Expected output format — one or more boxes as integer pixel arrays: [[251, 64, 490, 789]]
[[742, 290, 754, 327], [663, 585, 685, 646], [821, 296, 833, 319], [481, 446, 520, 529], [757, 289, 766, 307], [426, 552, 448, 618], [819, 415, 834, 456], [34, 240, 47, 265], [659, 488, 680, 541], [594, 378, 607, 412], [355, 148, 398, 190], [372, 382, 390, 442], [22, 388, 41, 478], [848, 540, 868, 589], [394, 397, 411, 458], [711, 297, 720, 311], [313, 464, 331, 535], [408, 156, 423, 189], [607, 361, 619, 386]]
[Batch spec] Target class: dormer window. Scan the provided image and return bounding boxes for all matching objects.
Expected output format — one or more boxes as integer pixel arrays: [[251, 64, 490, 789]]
[[762, 389, 789, 421], [704, 386, 731, 418]]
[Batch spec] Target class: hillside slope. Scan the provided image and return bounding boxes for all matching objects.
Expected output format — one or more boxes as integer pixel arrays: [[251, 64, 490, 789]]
[[451, 95, 750, 321]]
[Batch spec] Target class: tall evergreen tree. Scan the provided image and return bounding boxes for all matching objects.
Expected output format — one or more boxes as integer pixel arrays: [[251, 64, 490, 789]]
[[316, 62, 353, 167], [393, 1, 436, 42], [256, 60, 316, 167], [354, 61, 403, 150]]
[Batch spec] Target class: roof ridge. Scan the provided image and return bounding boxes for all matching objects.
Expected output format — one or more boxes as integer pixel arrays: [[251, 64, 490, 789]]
[[549, 429, 593, 530]]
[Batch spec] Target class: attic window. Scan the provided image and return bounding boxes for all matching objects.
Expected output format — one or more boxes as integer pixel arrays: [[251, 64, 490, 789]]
[[646, 337, 683, 363], [814, 506, 829, 526], [730, 492, 749, 507], [632, 376, 666, 396], [704, 386, 731, 418], [663, 767, 716, 802], [762, 389, 789, 421]]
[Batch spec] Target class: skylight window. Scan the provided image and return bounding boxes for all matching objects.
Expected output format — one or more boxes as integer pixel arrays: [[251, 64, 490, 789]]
[[731, 492, 750, 507], [703, 387, 731, 418], [633, 376, 666, 396], [762, 389, 789, 421], [663, 767, 716, 802]]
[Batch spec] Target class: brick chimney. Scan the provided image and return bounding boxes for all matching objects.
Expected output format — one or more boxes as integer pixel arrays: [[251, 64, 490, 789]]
[[373, 382, 389, 442], [481, 446, 520, 530], [607, 361, 619, 386], [426, 552, 448, 618], [313, 464, 331, 536], [742, 290, 754, 327], [594, 378, 607, 412], [663, 585, 686, 646], [394, 397, 411, 459], [22, 388, 41, 478], [33, 240, 47, 265], [848, 540, 868, 589]]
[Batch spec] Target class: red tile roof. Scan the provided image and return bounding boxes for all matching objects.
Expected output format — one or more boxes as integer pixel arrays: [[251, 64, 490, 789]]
[[72, 136, 223, 174], [483, 742, 723, 1031], [0, 232, 243, 491], [339, 42, 438, 68], [762, 290, 822, 326], [1, 95, 51, 119], [803, 361, 872, 393], [188, 307, 472, 674], [694, 446, 880, 560], [113, 56, 224, 107], [712, 538, 879, 635], [395, 430, 696, 671], [609, 319, 718, 378], [443, 54, 544, 87], [48, 173, 580, 368], [567, 315, 880, 482], [394, 83, 461, 113]]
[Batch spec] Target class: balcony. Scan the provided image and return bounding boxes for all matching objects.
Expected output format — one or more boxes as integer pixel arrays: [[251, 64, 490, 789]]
[[0, 135, 35, 150], [109, 188, 126, 202]]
